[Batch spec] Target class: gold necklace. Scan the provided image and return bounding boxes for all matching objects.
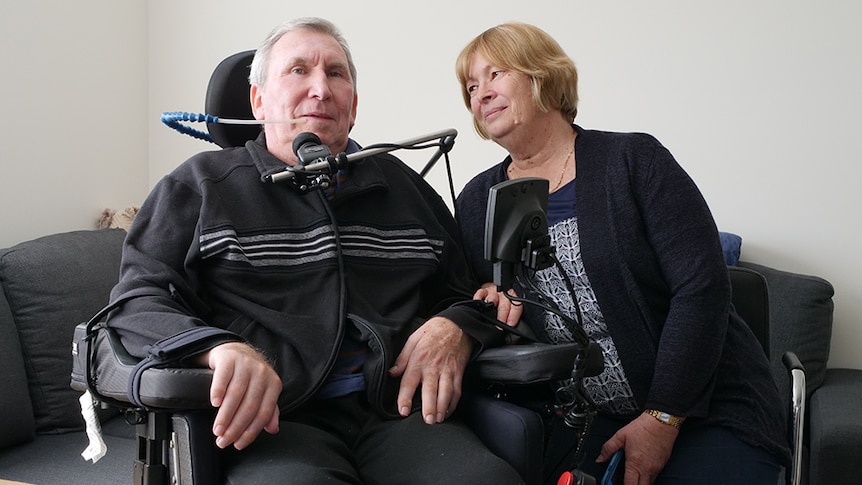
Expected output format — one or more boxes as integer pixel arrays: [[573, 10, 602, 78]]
[[507, 137, 576, 190], [551, 143, 575, 192]]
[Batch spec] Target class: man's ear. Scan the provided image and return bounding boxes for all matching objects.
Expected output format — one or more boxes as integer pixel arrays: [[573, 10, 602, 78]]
[[250, 84, 264, 120], [348, 92, 358, 131]]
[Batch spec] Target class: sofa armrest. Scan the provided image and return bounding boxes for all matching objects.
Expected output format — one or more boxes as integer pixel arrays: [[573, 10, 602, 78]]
[[0, 286, 35, 448], [737, 262, 835, 398], [807, 368, 862, 485]]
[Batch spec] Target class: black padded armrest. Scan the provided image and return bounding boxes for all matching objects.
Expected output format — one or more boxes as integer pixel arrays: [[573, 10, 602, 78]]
[[472, 342, 583, 385], [71, 323, 213, 410], [72, 327, 589, 409]]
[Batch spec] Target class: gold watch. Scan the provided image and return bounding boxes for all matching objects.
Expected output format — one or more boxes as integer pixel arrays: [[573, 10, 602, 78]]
[[645, 409, 685, 428]]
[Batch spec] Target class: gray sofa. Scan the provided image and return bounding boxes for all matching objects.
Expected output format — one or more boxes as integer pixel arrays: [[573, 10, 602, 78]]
[[0, 228, 860, 484], [0, 229, 136, 484]]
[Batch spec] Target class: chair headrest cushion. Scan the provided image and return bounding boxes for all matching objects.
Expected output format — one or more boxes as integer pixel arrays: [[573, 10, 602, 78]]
[[204, 50, 260, 148]]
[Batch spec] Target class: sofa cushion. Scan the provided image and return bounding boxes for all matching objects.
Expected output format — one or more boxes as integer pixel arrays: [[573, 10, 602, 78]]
[[719, 231, 742, 266], [0, 285, 36, 448], [0, 423, 136, 483], [0, 229, 127, 433], [738, 261, 834, 400]]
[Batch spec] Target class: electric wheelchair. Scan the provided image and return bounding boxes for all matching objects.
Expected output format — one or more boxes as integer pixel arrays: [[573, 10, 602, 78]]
[[71, 50, 805, 485]]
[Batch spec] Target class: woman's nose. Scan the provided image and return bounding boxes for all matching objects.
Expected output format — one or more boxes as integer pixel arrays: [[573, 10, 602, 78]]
[[476, 82, 494, 101]]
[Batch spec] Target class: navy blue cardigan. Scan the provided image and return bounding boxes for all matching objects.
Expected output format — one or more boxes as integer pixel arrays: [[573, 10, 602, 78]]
[[455, 125, 790, 466]]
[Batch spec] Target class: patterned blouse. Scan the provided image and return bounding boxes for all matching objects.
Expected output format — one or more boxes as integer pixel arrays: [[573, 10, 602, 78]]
[[534, 180, 638, 416]]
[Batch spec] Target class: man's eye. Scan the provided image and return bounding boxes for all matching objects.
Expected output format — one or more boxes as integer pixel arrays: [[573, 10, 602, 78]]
[[290, 67, 306, 75]]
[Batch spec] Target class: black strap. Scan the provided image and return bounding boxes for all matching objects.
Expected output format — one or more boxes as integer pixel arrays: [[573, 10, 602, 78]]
[[81, 290, 242, 409], [449, 299, 542, 343], [83, 291, 155, 401], [129, 326, 242, 408]]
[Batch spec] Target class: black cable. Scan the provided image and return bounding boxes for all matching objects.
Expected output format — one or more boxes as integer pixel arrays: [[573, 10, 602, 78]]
[[502, 241, 598, 477], [506, 252, 589, 349], [318, 190, 348, 369], [443, 151, 457, 209]]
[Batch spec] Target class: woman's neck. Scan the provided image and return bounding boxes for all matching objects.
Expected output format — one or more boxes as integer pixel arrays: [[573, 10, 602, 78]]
[[505, 120, 575, 169]]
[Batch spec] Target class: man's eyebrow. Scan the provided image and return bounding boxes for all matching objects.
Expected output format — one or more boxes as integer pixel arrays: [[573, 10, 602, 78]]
[[284, 57, 348, 75], [288, 56, 310, 66], [327, 61, 349, 72]]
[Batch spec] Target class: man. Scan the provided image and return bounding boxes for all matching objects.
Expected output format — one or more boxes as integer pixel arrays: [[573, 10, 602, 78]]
[[107, 17, 522, 484]]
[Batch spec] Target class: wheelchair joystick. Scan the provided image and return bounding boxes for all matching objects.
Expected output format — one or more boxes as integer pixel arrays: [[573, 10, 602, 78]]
[[557, 469, 596, 485], [485, 178, 601, 485], [552, 352, 598, 483]]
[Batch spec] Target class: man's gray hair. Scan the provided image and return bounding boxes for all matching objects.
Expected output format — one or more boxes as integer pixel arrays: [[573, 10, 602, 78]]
[[249, 17, 357, 89]]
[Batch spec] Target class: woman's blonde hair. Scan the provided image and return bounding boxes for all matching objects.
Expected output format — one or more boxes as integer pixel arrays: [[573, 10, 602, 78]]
[[455, 22, 578, 139]]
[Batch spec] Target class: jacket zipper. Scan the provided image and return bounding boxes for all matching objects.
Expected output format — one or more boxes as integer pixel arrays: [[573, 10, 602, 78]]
[[347, 313, 400, 418]]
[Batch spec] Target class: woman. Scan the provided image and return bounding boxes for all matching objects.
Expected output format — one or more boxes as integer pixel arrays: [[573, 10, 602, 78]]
[[454, 22, 790, 484]]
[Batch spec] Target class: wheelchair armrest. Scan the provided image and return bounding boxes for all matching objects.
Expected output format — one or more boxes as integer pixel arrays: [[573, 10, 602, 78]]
[[473, 342, 585, 385], [71, 323, 213, 410]]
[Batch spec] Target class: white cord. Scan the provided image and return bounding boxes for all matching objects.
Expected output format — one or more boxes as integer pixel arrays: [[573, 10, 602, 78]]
[[218, 118, 305, 124]]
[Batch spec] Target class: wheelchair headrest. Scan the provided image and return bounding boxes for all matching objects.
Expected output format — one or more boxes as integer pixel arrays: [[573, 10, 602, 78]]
[[204, 50, 260, 148]]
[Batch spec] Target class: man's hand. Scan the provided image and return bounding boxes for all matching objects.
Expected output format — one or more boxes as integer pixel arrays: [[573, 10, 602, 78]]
[[388, 317, 472, 424], [473, 282, 522, 327], [200, 341, 282, 450], [596, 412, 679, 485]]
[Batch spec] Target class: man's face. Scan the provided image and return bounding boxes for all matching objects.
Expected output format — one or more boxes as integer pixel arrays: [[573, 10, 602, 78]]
[[251, 29, 357, 165]]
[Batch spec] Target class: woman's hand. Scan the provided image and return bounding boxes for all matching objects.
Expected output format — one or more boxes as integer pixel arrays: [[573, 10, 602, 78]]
[[596, 412, 679, 485], [473, 282, 522, 327]]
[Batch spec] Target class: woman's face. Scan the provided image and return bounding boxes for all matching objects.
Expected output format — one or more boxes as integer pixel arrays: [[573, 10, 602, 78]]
[[465, 53, 537, 142]]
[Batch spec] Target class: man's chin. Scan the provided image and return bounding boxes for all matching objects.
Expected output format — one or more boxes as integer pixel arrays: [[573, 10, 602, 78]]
[[305, 130, 349, 152]]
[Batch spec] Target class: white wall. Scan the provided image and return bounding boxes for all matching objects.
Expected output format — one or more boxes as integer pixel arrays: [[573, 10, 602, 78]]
[[4, 1, 861, 368], [0, 1, 149, 247]]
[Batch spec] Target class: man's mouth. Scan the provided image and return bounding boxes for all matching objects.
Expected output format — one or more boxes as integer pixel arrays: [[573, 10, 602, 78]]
[[300, 112, 333, 121]]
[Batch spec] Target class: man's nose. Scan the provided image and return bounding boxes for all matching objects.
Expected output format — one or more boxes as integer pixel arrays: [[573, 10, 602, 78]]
[[308, 70, 332, 100]]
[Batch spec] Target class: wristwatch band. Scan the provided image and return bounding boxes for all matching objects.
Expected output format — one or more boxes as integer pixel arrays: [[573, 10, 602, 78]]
[[645, 409, 685, 428]]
